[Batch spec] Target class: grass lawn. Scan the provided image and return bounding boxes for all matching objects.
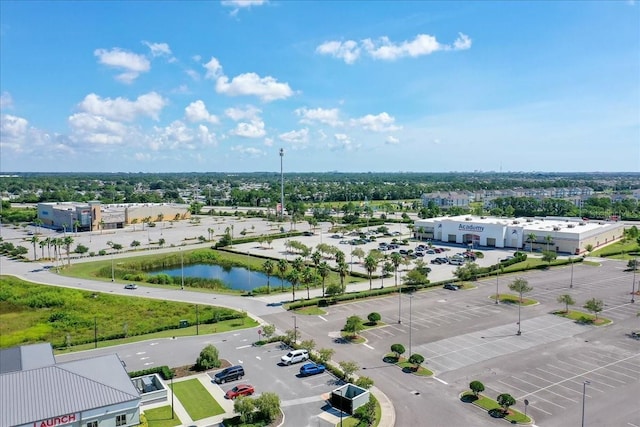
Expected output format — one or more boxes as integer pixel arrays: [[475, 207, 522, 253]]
[[461, 392, 531, 424], [342, 396, 382, 427], [590, 241, 639, 258], [384, 354, 433, 376], [143, 406, 182, 427], [552, 310, 612, 325], [582, 260, 601, 266], [170, 379, 225, 420], [341, 332, 366, 344], [490, 294, 537, 305], [293, 306, 327, 315]]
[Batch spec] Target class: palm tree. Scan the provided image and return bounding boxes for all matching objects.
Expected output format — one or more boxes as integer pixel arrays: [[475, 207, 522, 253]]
[[364, 255, 377, 290], [302, 267, 315, 299], [527, 233, 537, 253], [292, 257, 304, 274], [317, 261, 330, 297], [30, 235, 39, 261], [277, 259, 289, 292], [545, 235, 553, 252], [391, 252, 402, 287], [63, 236, 73, 266], [45, 237, 52, 260], [335, 250, 346, 265], [39, 239, 47, 260], [73, 220, 81, 235], [287, 269, 300, 302], [311, 251, 322, 271], [337, 261, 348, 293], [263, 260, 274, 294]]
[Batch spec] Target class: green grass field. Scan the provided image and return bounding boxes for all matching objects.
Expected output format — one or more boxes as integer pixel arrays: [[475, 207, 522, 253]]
[[461, 392, 531, 424], [170, 379, 225, 420], [553, 310, 612, 325], [143, 406, 182, 427]]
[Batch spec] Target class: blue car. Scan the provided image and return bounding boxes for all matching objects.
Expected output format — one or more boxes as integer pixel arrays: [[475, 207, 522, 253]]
[[299, 362, 325, 376]]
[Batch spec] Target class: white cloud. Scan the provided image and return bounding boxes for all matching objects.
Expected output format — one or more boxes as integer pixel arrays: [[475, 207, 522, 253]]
[[203, 57, 293, 102], [94, 48, 150, 83], [225, 106, 262, 121], [278, 128, 309, 145], [317, 129, 328, 141], [77, 92, 167, 122], [230, 145, 265, 157], [0, 92, 13, 110], [385, 135, 400, 145], [317, 33, 472, 63], [186, 69, 200, 81], [185, 100, 219, 124], [196, 124, 218, 145], [230, 120, 266, 138], [150, 120, 200, 150], [351, 112, 402, 132], [330, 133, 360, 151], [315, 40, 361, 64], [295, 107, 342, 127], [68, 112, 129, 145], [264, 137, 273, 147], [143, 41, 172, 57], [221, 0, 267, 16], [216, 73, 293, 102], [134, 152, 152, 161], [0, 114, 29, 150]]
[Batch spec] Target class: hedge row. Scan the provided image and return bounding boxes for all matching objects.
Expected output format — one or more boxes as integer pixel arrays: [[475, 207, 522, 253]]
[[128, 365, 174, 380]]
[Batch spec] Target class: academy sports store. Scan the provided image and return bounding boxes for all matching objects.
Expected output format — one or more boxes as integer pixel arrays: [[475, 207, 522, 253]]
[[413, 215, 625, 254]]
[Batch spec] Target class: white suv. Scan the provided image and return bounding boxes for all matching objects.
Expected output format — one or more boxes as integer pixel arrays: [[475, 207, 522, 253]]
[[280, 349, 309, 365]]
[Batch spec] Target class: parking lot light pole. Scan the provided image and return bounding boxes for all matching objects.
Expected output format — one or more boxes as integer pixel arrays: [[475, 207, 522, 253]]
[[338, 388, 343, 427], [398, 286, 402, 324], [632, 257, 636, 303], [516, 290, 522, 336], [292, 315, 298, 343], [111, 252, 115, 282], [581, 380, 590, 427], [495, 269, 499, 304], [180, 248, 184, 290], [570, 256, 574, 288], [409, 294, 413, 357]]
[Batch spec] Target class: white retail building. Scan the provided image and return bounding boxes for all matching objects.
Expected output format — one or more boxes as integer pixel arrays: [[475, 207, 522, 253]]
[[413, 215, 625, 255]]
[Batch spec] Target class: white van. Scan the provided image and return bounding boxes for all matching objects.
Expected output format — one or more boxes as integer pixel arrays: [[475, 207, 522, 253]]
[[280, 349, 309, 365]]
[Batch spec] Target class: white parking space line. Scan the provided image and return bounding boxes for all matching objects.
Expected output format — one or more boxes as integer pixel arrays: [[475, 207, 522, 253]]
[[318, 315, 328, 322], [524, 371, 584, 396], [236, 345, 251, 349], [363, 343, 374, 350], [498, 380, 566, 410], [511, 376, 578, 403], [433, 377, 448, 385]]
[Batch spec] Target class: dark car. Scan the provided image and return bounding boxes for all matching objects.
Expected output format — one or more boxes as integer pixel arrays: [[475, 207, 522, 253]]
[[124, 284, 138, 290], [214, 365, 245, 384], [443, 283, 460, 291], [225, 384, 254, 399], [299, 362, 326, 376]]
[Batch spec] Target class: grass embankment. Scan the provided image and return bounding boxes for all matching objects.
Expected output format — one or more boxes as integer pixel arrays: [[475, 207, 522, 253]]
[[170, 379, 225, 420], [590, 240, 639, 259], [0, 276, 255, 350], [142, 406, 182, 427], [461, 392, 531, 424], [553, 310, 612, 325]]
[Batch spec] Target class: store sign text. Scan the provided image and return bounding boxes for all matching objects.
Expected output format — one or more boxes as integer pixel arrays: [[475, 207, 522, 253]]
[[458, 224, 484, 233], [34, 414, 77, 427]]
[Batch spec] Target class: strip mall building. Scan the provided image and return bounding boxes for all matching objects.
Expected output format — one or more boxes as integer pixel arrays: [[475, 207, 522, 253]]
[[413, 215, 625, 255]]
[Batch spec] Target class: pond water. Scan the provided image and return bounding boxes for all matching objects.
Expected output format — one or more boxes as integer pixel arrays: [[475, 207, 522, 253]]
[[152, 264, 291, 291]]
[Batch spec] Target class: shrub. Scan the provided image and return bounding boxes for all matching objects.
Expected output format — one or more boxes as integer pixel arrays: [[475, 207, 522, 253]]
[[195, 344, 221, 371], [367, 312, 381, 325], [355, 376, 374, 389], [470, 380, 485, 396]]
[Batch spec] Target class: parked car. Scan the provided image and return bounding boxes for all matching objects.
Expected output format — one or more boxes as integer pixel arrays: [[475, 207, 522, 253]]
[[426, 249, 435, 254], [281, 349, 309, 365], [299, 362, 326, 376], [443, 283, 460, 291], [225, 384, 255, 399], [124, 284, 138, 290], [430, 259, 442, 265], [213, 365, 245, 384]]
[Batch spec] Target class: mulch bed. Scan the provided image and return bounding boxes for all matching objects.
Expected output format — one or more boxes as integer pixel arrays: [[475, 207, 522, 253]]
[[172, 359, 232, 379]]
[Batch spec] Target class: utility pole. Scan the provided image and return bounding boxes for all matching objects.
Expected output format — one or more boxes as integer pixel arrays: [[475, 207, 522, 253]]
[[279, 148, 285, 220]]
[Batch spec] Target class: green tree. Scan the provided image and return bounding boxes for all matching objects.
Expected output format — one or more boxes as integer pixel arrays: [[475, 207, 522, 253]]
[[470, 380, 485, 397], [234, 396, 255, 424], [30, 235, 39, 260], [261, 324, 276, 340], [390, 343, 405, 359], [263, 260, 274, 294], [627, 259, 639, 270], [351, 247, 365, 267], [391, 252, 402, 287], [158, 238, 165, 247], [254, 392, 281, 423], [317, 261, 330, 297], [355, 376, 374, 390], [408, 353, 425, 370], [317, 348, 335, 365], [338, 360, 359, 382], [195, 344, 221, 371], [497, 393, 516, 414], [557, 294, 575, 313], [325, 282, 342, 297], [287, 269, 300, 302], [130, 240, 141, 248], [343, 315, 364, 338], [367, 312, 381, 325], [63, 236, 73, 266], [299, 339, 316, 352], [277, 259, 289, 292], [583, 298, 604, 320], [74, 244, 89, 255], [527, 233, 537, 252], [508, 277, 533, 303], [337, 261, 348, 293], [541, 250, 557, 266], [364, 255, 378, 290]]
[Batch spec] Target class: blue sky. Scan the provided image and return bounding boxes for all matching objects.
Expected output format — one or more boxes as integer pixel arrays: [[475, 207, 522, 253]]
[[1, 0, 638, 173]]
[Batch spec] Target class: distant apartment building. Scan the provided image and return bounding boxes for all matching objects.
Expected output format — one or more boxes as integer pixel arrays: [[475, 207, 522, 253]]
[[421, 192, 471, 209]]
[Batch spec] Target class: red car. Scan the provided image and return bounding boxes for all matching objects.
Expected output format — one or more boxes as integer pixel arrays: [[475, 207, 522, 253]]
[[225, 384, 255, 399]]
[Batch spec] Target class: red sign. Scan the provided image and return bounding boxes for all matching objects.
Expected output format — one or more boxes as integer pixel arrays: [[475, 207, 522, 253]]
[[34, 414, 77, 427]]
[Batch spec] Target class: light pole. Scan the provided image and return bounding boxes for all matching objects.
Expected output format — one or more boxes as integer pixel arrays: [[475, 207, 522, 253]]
[[524, 399, 529, 420], [409, 294, 413, 357], [397, 285, 402, 324], [570, 256, 574, 288], [171, 372, 175, 419], [247, 251, 251, 290], [516, 289, 522, 336], [180, 248, 184, 290], [292, 315, 298, 343], [495, 269, 499, 304], [279, 148, 285, 221], [337, 388, 344, 427], [581, 380, 590, 427], [632, 257, 637, 303], [111, 252, 115, 282]]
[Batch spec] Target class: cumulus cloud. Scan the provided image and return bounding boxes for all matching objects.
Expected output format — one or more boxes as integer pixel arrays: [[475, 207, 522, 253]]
[[317, 33, 472, 63], [278, 128, 309, 147], [203, 56, 293, 102], [221, 0, 267, 16], [230, 120, 266, 138], [143, 41, 172, 57], [330, 133, 360, 151], [351, 112, 402, 132], [0, 92, 13, 110], [0, 114, 29, 150], [315, 40, 361, 64], [77, 92, 167, 122], [225, 105, 262, 122], [264, 137, 273, 147], [185, 100, 219, 124], [94, 48, 150, 83], [68, 112, 129, 145], [230, 145, 265, 156], [385, 135, 400, 145], [295, 107, 342, 127]]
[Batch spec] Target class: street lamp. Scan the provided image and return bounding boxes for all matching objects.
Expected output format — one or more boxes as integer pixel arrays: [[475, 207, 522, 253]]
[[570, 256, 574, 288], [516, 289, 522, 336], [632, 257, 637, 303], [397, 285, 402, 324], [495, 269, 500, 304], [292, 315, 298, 343], [409, 293, 414, 357], [581, 380, 590, 427], [111, 252, 115, 282], [180, 248, 184, 290], [279, 148, 285, 221]]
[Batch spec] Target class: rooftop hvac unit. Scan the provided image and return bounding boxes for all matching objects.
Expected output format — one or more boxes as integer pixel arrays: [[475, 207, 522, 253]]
[[513, 221, 519, 224], [579, 222, 586, 226], [465, 217, 472, 221], [567, 224, 575, 228], [553, 226, 561, 231]]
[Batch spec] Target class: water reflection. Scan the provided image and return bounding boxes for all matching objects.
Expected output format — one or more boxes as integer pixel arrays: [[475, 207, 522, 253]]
[[152, 264, 291, 291]]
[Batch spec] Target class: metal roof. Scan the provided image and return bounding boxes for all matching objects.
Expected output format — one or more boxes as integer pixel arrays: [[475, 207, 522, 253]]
[[0, 343, 55, 375], [1, 353, 139, 427]]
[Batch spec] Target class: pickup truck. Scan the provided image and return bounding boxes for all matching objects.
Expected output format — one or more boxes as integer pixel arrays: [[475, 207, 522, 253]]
[[299, 362, 325, 376]]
